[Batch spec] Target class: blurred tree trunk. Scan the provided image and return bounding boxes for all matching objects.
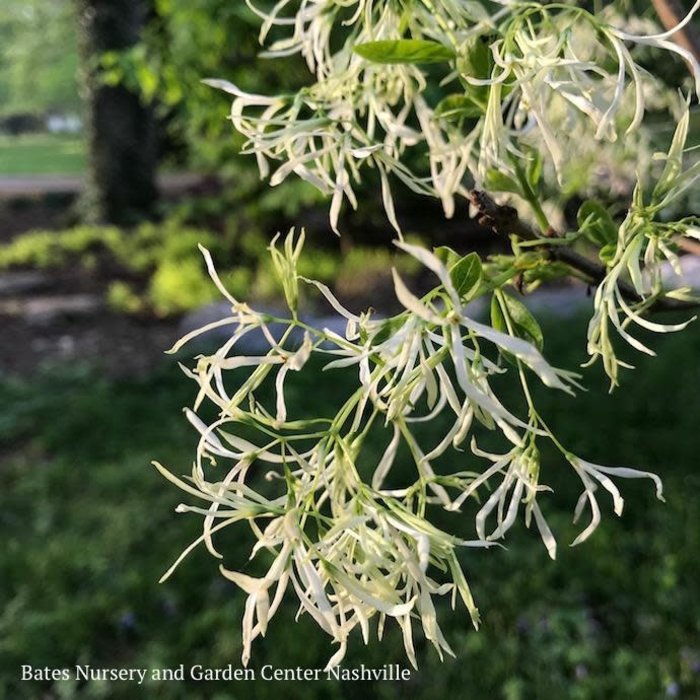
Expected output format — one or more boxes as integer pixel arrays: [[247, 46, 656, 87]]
[[75, 0, 158, 224]]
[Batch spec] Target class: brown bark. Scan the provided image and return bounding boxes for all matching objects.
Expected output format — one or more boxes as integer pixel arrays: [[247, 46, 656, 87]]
[[468, 190, 700, 314], [651, 0, 700, 64]]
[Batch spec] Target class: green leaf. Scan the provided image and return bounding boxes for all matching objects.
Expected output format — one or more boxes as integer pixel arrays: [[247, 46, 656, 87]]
[[435, 94, 484, 120], [526, 151, 543, 190], [652, 107, 689, 202], [453, 36, 495, 108], [489, 295, 519, 367], [485, 169, 521, 196], [491, 292, 544, 351], [137, 64, 159, 101], [521, 261, 571, 292], [460, 34, 494, 80], [364, 316, 405, 345], [449, 253, 483, 300], [599, 242, 617, 264], [433, 245, 460, 268], [577, 200, 618, 247], [490, 293, 507, 328], [353, 39, 456, 64]]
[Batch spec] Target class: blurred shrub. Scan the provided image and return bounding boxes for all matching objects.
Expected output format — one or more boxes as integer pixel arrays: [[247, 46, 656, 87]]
[[106, 280, 144, 314], [0, 222, 420, 316], [0, 221, 225, 316], [147, 258, 219, 316]]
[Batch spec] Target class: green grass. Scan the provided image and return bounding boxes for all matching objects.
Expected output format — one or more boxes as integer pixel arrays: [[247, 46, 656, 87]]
[[1, 316, 699, 699], [0, 133, 85, 175]]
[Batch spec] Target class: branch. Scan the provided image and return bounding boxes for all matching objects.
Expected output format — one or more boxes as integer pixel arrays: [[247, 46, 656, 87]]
[[468, 189, 700, 313], [652, 0, 700, 67]]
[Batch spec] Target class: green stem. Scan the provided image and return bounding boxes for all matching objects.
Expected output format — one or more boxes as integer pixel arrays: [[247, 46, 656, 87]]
[[512, 158, 550, 232]]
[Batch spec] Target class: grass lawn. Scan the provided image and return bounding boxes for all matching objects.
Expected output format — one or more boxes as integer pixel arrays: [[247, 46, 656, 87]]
[[0, 133, 85, 175], [1, 315, 699, 699]]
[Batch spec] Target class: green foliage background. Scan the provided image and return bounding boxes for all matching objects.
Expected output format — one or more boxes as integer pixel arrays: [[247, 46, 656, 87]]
[[0, 0, 80, 117], [99, 0, 308, 172], [0, 220, 421, 316], [1, 314, 699, 699]]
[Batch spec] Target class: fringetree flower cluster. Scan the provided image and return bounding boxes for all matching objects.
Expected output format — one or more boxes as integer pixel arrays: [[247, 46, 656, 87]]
[[157, 232, 663, 668], [585, 107, 700, 383], [206, 0, 699, 228], [156, 0, 700, 669]]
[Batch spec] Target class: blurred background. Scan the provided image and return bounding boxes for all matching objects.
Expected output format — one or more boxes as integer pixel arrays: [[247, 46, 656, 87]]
[[0, 1, 699, 698]]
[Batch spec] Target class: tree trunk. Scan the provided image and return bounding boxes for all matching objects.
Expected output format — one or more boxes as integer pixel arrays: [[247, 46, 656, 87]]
[[75, 0, 158, 224]]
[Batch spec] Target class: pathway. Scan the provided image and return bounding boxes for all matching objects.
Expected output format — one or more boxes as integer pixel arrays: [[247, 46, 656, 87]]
[[0, 172, 205, 198]]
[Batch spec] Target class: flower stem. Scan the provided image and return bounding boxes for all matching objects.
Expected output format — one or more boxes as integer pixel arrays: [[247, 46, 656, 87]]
[[512, 157, 550, 232]]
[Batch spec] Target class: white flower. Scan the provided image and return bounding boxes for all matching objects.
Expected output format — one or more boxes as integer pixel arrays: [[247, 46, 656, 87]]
[[208, 2, 700, 232], [586, 106, 700, 385], [568, 456, 665, 546], [156, 227, 669, 668]]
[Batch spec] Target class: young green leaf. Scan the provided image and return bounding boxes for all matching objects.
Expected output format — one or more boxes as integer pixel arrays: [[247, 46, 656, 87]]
[[435, 94, 484, 120], [365, 316, 406, 345], [599, 242, 618, 264], [485, 170, 522, 196], [577, 200, 618, 247], [491, 292, 544, 351], [526, 151, 544, 190], [459, 34, 495, 79], [353, 39, 456, 64], [456, 34, 496, 105], [450, 253, 483, 300], [434, 245, 461, 268]]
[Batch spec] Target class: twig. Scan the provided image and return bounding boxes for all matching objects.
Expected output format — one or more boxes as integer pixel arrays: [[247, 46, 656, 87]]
[[677, 235, 700, 257], [468, 189, 700, 313], [652, 0, 700, 69]]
